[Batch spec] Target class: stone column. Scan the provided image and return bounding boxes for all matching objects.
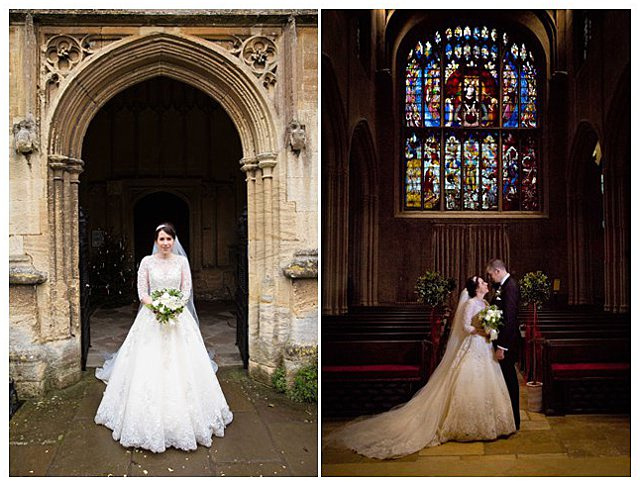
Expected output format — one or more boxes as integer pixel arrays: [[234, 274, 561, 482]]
[[322, 165, 349, 315], [282, 250, 318, 379], [46, 154, 84, 385]]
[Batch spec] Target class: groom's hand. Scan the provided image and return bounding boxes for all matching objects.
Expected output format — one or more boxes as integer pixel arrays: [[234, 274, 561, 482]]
[[495, 348, 505, 360]]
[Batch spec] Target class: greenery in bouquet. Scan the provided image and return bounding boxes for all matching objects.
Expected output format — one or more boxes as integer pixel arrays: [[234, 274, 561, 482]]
[[477, 305, 504, 342], [146, 288, 186, 325], [89, 230, 136, 307], [415, 270, 456, 307], [519, 271, 552, 309]]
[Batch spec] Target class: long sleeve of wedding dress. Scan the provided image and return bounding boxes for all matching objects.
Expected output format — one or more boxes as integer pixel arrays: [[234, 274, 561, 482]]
[[94, 254, 233, 453], [328, 296, 515, 459], [137, 256, 150, 301]]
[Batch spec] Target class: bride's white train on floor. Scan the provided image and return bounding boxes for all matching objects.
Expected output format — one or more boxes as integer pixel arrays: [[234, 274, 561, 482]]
[[328, 292, 515, 459]]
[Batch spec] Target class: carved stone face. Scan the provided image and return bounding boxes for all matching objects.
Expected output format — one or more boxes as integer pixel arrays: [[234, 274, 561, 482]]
[[289, 121, 306, 153], [13, 116, 38, 155]]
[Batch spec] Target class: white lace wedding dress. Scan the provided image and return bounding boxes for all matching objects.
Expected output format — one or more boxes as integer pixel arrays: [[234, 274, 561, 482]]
[[94, 253, 233, 453], [328, 292, 515, 459]]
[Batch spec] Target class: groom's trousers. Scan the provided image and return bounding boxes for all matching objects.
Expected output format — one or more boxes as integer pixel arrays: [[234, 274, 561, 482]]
[[499, 357, 520, 430]]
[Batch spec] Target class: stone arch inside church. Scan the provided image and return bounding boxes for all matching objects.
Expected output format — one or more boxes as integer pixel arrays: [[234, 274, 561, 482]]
[[566, 123, 604, 306], [347, 121, 378, 307]]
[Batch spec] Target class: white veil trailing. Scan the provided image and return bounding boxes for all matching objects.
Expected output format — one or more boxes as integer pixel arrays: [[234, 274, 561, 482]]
[[151, 235, 199, 327], [327, 289, 472, 459]]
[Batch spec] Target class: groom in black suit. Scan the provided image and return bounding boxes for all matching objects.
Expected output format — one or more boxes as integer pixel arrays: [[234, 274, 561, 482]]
[[486, 258, 520, 430]]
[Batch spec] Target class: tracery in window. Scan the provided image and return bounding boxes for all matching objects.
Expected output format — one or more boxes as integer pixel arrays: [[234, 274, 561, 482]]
[[403, 24, 540, 212]]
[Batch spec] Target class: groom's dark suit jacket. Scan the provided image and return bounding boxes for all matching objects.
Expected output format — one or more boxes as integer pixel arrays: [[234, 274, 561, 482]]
[[491, 275, 520, 360]]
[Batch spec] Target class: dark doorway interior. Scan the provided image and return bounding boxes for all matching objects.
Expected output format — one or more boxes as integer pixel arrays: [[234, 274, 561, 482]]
[[133, 191, 190, 265]]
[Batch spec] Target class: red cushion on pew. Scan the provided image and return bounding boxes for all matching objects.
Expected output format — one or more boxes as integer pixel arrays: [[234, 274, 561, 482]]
[[551, 362, 630, 377], [323, 364, 420, 373]]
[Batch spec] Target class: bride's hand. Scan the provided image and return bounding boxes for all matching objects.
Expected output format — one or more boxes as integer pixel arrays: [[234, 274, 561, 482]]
[[141, 296, 153, 306]]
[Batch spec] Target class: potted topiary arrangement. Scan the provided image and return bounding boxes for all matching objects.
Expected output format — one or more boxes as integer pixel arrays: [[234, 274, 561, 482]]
[[415, 271, 456, 370], [519, 270, 551, 412]]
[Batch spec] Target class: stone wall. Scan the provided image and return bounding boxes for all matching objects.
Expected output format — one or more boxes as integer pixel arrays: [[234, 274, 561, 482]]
[[9, 10, 318, 397]]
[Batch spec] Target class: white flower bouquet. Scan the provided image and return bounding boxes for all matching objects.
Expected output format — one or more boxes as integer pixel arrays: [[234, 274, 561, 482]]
[[477, 305, 504, 342], [145, 288, 185, 325]]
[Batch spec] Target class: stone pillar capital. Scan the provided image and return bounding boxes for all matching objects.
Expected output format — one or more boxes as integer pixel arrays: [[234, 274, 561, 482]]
[[48, 154, 85, 180], [257, 153, 278, 179], [240, 156, 259, 174]]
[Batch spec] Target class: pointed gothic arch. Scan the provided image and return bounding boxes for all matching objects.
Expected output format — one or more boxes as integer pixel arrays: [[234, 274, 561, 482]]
[[348, 120, 379, 306], [44, 32, 281, 380]]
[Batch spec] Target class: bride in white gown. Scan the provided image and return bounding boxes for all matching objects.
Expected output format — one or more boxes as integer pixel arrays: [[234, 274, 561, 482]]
[[328, 276, 515, 459], [94, 222, 233, 453]]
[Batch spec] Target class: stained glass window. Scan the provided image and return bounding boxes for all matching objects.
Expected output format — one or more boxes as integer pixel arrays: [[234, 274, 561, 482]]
[[403, 25, 541, 212]]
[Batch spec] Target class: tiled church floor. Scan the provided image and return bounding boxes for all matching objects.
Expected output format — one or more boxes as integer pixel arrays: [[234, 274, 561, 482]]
[[321, 378, 630, 476], [86, 301, 243, 369]]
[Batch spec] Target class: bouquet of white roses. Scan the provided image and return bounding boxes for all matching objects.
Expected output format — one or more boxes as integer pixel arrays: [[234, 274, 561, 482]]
[[145, 288, 185, 325], [477, 305, 504, 342]]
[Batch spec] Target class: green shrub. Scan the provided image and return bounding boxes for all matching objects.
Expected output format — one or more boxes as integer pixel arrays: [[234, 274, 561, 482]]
[[519, 271, 552, 309], [287, 362, 318, 403], [272, 366, 287, 393], [415, 270, 456, 307]]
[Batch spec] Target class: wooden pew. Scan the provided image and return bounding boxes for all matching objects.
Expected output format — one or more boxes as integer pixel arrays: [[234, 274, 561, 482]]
[[542, 338, 630, 415], [322, 306, 438, 417], [322, 338, 431, 417]]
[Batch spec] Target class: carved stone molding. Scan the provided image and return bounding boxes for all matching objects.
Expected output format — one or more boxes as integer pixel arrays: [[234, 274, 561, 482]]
[[48, 154, 85, 179], [283, 250, 318, 279], [211, 35, 279, 89], [40, 33, 124, 103], [9, 255, 47, 285]]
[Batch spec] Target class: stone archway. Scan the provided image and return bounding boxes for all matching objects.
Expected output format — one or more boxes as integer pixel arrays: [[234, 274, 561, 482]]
[[44, 32, 281, 383], [321, 56, 349, 315], [347, 120, 379, 307], [566, 122, 604, 306]]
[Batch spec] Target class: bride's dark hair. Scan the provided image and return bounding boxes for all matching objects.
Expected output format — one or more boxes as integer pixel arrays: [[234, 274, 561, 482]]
[[465, 276, 480, 298], [154, 222, 177, 240]]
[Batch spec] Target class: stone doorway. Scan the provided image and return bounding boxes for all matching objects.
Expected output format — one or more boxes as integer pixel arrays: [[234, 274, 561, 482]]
[[38, 31, 290, 394], [78, 74, 247, 369]]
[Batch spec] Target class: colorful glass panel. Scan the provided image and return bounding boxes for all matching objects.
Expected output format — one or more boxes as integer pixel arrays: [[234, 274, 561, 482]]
[[521, 135, 539, 210], [520, 60, 537, 127], [502, 132, 520, 210], [424, 58, 441, 127], [481, 133, 498, 209], [405, 58, 422, 127], [462, 133, 480, 209], [502, 57, 519, 127], [405, 134, 422, 208], [444, 134, 462, 210], [423, 134, 441, 209]]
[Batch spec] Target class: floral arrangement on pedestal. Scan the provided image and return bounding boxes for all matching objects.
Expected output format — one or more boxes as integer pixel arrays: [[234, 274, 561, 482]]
[[415, 271, 456, 370], [519, 271, 552, 411]]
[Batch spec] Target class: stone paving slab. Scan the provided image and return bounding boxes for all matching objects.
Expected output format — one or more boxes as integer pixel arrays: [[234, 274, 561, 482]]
[[10, 367, 317, 477], [130, 446, 213, 477], [322, 380, 630, 476]]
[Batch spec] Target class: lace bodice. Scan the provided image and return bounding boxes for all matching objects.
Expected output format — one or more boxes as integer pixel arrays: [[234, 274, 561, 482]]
[[462, 297, 488, 334], [137, 254, 192, 301]]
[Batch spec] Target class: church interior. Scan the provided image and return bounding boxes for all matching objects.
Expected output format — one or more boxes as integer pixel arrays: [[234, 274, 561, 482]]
[[320, 10, 630, 476]]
